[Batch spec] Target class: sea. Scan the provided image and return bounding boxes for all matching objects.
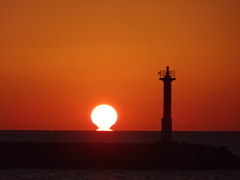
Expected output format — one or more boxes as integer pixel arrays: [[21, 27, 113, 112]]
[[0, 131, 239, 180]]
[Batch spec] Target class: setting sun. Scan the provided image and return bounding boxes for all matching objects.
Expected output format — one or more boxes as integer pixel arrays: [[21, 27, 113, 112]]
[[91, 105, 118, 131]]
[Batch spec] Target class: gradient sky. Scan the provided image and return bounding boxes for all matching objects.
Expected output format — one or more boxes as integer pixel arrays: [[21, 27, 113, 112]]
[[0, 0, 240, 131]]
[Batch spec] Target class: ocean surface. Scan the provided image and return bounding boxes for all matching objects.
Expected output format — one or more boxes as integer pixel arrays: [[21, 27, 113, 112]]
[[0, 131, 239, 180]]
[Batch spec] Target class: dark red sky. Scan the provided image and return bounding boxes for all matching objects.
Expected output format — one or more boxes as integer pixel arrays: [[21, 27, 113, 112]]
[[0, 0, 240, 130]]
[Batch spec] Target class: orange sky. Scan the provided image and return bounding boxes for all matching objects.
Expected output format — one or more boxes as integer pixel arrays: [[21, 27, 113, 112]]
[[0, 0, 240, 131]]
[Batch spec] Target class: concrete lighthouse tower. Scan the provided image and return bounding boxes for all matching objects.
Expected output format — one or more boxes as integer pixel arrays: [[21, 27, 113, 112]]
[[158, 66, 176, 143]]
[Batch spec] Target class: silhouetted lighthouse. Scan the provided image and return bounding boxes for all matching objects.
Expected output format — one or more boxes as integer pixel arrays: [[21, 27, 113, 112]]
[[158, 66, 176, 142]]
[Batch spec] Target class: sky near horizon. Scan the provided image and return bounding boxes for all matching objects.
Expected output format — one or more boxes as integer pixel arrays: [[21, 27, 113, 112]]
[[0, 0, 240, 131]]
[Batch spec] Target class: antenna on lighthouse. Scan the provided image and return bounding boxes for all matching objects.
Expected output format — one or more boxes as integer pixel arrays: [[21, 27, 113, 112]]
[[158, 66, 176, 143]]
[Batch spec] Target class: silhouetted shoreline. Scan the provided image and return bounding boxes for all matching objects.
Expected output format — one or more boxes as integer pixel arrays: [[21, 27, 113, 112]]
[[0, 141, 239, 169]]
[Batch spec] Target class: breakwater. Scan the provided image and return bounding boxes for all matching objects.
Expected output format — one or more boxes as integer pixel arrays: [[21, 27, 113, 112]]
[[0, 141, 239, 169]]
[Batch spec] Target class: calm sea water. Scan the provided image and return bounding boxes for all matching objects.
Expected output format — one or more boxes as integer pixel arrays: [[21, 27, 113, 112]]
[[0, 131, 239, 179]]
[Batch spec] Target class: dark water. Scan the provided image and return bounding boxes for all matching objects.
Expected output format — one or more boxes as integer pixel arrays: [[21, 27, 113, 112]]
[[0, 131, 239, 179], [0, 168, 240, 180]]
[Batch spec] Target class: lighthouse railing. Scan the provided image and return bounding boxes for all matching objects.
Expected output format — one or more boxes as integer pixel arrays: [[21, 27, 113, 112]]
[[158, 70, 176, 78]]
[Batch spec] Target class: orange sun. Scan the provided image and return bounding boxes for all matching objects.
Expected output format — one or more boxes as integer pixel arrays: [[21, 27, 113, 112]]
[[91, 105, 118, 131]]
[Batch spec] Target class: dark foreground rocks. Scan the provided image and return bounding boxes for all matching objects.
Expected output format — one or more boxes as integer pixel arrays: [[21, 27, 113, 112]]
[[0, 141, 239, 169]]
